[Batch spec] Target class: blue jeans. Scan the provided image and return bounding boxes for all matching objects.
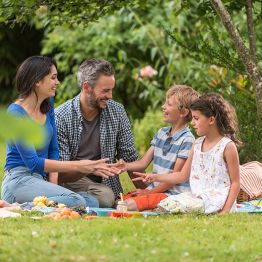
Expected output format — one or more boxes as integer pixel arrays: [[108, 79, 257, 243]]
[[1, 166, 99, 209]]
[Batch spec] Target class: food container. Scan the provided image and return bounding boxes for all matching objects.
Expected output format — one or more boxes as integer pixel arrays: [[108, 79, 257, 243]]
[[116, 200, 128, 212]]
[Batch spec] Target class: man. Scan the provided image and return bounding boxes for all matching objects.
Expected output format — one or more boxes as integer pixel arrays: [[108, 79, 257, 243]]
[[55, 59, 138, 207]]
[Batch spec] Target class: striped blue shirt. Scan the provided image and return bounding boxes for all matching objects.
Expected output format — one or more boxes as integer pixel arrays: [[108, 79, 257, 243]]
[[149, 126, 194, 195]]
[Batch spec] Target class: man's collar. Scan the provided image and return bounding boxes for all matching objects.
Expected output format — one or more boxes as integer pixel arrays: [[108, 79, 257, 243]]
[[72, 93, 82, 120]]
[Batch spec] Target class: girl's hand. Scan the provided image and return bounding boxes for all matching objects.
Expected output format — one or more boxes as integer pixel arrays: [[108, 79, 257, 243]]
[[49, 172, 58, 184], [132, 172, 157, 184], [219, 209, 230, 215], [78, 159, 118, 179], [130, 188, 151, 196]]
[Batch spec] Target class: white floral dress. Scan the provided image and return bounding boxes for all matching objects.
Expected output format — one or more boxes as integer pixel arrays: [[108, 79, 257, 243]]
[[190, 136, 235, 214]]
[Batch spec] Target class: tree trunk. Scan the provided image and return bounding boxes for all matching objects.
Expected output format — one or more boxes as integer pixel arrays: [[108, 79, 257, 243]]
[[246, 0, 258, 64], [210, 0, 262, 120]]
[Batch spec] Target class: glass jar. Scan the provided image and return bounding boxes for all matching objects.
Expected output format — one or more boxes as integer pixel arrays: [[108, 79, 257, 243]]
[[116, 200, 128, 212]]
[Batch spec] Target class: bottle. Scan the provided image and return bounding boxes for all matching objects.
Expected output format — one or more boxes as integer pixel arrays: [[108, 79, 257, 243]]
[[116, 200, 128, 212]]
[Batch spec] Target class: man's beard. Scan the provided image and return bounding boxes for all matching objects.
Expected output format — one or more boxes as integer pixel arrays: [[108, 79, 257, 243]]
[[88, 91, 104, 110]]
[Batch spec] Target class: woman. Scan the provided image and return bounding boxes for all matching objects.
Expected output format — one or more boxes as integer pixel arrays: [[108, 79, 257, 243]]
[[1, 56, 117, 209]]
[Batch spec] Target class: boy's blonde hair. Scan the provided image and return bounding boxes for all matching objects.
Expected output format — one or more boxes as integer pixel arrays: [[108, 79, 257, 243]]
[[166, 84, 200, 122]]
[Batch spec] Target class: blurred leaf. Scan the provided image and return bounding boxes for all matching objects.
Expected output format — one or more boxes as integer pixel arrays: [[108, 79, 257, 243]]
[[0, 110, 45, 148], [151, 47, 158, 61]]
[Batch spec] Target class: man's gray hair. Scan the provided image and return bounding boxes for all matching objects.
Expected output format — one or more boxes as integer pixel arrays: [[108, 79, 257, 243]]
[[77, 59, 115, 88]]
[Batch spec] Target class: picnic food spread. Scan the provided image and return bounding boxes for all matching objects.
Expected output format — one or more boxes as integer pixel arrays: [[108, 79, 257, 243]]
[[32, 196, 66, 210]]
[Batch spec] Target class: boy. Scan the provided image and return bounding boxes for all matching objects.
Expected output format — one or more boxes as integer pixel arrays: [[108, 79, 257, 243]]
[[118, 85, 200, 211]]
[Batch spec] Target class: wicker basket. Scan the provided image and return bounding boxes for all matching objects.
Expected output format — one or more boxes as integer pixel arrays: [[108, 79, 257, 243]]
[[237, 188, 250, 203]]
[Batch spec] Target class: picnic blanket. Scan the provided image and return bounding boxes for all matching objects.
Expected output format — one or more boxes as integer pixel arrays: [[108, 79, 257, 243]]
[[0, 208, 21, 218], [240, 161, 262, 199], [87, 207, 160, 217], [28, 207, 161, 217], [236, 198, 262, 213]]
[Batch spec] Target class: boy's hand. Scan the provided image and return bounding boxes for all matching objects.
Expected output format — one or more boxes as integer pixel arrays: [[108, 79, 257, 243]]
[[132, 172, 157, 184], [109, 159, 127, 174]]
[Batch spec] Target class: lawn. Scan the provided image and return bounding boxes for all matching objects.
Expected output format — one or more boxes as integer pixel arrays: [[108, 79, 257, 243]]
[[0, 142, 261, 262]]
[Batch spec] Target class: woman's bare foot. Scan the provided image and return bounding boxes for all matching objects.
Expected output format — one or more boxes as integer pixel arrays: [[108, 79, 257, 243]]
[[0, 200, 21, 210], [0, 200, 12, 208]]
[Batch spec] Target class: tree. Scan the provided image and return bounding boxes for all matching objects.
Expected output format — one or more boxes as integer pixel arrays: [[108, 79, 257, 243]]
[[0, 0, 140, 26], [1, 0, 262, 118], [0, 0, 261, 161], [210, 0, 262, 119]]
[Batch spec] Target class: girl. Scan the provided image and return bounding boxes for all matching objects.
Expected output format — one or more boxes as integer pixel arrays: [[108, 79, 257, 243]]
[[1, 56, 118, 209], [133, 93, 240, 214]]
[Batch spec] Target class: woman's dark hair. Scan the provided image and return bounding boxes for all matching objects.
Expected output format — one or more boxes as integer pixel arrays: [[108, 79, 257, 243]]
[[190, 93, 241, 146], [15, 56, 57, 113]]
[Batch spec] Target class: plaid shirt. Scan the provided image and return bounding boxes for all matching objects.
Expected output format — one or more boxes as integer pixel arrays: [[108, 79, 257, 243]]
[[54, 94, 138, 197]]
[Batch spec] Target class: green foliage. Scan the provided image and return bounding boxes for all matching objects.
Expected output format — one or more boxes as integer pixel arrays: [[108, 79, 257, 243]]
[[1, 0, 261, 162], [133, 109, 165, 156], [41, 1, 211, 117], [0, 23, 43, 105], [0, 0, 141, 26], [224, 91, 262, 163], [40, 0, 262, 161], [0, 110, 45, 148], [167, 1, 247, 74]]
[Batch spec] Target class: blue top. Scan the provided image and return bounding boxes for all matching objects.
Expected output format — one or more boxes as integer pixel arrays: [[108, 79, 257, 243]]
[[4, 99, 59, 178]]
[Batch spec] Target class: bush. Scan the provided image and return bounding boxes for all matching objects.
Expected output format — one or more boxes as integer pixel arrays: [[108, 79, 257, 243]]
[[225, 90, 262, 163]]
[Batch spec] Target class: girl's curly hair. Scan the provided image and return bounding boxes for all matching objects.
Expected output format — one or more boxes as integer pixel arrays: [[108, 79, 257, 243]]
[[190, 93, 241, 146]]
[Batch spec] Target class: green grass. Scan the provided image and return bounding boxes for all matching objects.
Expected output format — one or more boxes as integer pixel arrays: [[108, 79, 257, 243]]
[[0, 142, 261, 262]]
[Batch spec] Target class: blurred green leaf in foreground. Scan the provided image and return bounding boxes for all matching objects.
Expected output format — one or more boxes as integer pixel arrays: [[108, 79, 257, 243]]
[[0, 109, 45, 148]]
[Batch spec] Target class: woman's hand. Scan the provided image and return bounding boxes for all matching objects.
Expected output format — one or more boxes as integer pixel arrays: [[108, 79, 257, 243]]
[[78, 159, 120, 179], [132, 172, 157, 184], [49, 172, 58, 184]]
